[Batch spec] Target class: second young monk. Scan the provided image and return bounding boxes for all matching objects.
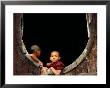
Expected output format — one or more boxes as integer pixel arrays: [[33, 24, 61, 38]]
[[30, 45, 43, 67]]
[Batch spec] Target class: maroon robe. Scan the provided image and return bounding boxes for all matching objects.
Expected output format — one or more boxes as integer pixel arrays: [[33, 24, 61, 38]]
[[47, 60, 64, 70]]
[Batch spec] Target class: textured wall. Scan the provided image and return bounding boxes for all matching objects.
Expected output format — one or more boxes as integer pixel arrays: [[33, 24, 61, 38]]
[[14, 14, 40, 75], [14, 13, 97, 75], [65, 37, 97, 75], [64, 13, 97, 75]]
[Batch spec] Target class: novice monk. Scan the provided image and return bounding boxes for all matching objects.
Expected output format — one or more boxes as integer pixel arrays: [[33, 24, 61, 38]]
[[42, 51, 64, 75], [26, 45, 43, 75], [30, 45, 43, 67]]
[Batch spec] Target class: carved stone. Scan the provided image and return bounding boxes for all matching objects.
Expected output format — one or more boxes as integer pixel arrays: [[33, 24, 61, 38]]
[[14, 14, 40, 75], [14, 13, 97, 75]]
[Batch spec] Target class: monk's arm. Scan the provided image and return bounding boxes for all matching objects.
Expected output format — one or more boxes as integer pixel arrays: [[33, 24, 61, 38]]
[[50, 67, 61, 75]]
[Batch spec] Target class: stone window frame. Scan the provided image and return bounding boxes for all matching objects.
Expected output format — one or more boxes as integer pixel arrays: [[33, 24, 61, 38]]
[[17, 13, 97, 74]]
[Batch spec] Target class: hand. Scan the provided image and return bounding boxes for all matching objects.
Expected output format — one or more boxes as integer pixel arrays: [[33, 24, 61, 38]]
[[50, 67, 54, 70], [47, 63, 51, 66], [39, 62, 43, 67]]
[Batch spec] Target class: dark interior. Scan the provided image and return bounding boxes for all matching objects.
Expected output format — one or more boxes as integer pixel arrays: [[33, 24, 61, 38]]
[[22, 13, 88, 66]]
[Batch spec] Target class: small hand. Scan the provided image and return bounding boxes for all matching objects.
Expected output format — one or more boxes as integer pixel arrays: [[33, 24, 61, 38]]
[[47, 63, 51, 66], [50, 67, 54, 70], [39, 62, 43, 67]]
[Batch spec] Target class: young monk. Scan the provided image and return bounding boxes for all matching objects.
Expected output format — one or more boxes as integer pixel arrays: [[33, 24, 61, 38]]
[[42, 51, 64, 75], [30, 45, 43, 67]]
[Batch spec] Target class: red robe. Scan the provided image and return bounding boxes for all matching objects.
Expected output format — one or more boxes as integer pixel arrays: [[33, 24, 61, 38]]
[[47, 60, 64, 70]]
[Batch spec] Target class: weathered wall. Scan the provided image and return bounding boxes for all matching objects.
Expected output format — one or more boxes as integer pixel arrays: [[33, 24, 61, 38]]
[[65, 37, 97, 75], [64, 14, 97, 75], [14, 14, 40, 75], [14, 13, 97, 75]]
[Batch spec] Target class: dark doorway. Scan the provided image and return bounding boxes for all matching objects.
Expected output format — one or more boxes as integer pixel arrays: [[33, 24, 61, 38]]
[[22, 13, 88, 66]]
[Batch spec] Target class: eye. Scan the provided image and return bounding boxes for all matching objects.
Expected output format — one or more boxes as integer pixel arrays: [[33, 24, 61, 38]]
[[55, 55, 58, 57]]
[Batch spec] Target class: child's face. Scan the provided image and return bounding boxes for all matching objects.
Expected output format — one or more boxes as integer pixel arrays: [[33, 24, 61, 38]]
[[50, 51, 60, 62], [35, 50, 41, 57]]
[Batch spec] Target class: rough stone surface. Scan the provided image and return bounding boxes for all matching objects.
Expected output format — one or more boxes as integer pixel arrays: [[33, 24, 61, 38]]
[[64, 13, 97, 75], [14, 14, 40, 75], [14, 13, 97, 75]]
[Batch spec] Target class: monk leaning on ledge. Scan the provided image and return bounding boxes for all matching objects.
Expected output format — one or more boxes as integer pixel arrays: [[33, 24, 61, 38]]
[[30, 45, 43, 68], [41, 51, 64, 75]]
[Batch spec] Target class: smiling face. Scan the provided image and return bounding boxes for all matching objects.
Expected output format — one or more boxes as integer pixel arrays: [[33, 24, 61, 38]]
[[50, 51, 60, 62]]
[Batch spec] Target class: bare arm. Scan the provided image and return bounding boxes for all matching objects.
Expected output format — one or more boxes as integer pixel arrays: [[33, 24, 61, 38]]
[[31, 54, 43, 66], [47, 62, 52, 66], [50, 67, 61, 75]]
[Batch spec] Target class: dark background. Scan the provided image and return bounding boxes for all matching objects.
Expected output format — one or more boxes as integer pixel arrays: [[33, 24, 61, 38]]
[[22, 13, 88, 66]]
